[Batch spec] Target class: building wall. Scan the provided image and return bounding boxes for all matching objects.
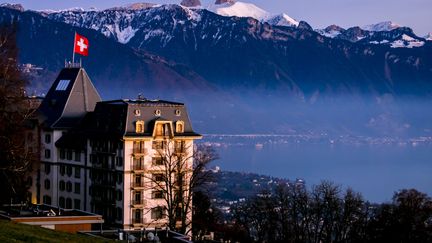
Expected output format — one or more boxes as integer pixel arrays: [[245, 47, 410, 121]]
[[123, 137, 195, 230], [31, 109, 199, 232]]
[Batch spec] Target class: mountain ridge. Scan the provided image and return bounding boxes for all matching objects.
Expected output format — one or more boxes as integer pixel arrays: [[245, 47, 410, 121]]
[[1, 3, 432, 136]]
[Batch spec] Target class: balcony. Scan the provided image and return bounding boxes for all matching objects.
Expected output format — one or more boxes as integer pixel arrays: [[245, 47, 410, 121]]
[[132, 163, 146, 172], [131, 181, 146, 189], [131, 199, 146, 208], [132, 148, 147, 156], [131, 217, 145, 226], [174, 147, 186, 154]]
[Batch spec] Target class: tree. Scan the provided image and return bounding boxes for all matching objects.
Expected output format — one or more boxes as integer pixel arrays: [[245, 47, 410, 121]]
[[0, 24, 37, 204], [367, 189, 432, 243], [145, 140, 217, 235]]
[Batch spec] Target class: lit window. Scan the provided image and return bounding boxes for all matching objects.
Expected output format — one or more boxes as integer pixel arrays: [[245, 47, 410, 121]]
[[155, 123, 171, 137], [55, 80, 70, 91], [136, 121, 144, 133], [176, 121, 184, 133]]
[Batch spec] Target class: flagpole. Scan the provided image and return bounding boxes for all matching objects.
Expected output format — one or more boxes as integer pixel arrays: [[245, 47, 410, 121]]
[[72, 32, 76, 65]]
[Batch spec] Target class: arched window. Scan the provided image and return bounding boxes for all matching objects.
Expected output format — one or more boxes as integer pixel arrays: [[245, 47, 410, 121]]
[[136, 121, 144, 133], [176, 121, 184, 133], [66, 198, 72, 209], [44, 179, 50, 190], [59, 197, 65, 208], [66, 181, 72, 192], [59, 180, 65, 191]]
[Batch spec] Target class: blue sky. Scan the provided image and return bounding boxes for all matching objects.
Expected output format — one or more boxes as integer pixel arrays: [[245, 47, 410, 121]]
[[6, 0, 431, 35]]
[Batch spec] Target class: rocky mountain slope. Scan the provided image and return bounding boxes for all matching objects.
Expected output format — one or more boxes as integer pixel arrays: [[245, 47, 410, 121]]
[[42, 3, 432, 97], [1, 2, 431, 135]]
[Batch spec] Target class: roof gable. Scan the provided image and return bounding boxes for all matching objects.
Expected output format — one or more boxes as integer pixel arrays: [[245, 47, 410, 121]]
[[37, 67, 101, 129]]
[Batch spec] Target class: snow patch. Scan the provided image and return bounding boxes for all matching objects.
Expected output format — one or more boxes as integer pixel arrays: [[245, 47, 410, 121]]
[[116, 26, 138, 43], [316, 29, 340, 38], [362, 21, 400, 32], [211, 1, 269, 20], [265, 13, 299, 27], [391, 35, 425, 48]]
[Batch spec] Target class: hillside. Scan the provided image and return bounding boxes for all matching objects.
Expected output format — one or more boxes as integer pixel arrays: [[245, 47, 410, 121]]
[[0, 220, 109, 243]]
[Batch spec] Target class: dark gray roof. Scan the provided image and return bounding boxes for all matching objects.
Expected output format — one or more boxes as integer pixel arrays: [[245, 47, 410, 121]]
[[100, 99, 184, 106], [37, 68, 101, 129]]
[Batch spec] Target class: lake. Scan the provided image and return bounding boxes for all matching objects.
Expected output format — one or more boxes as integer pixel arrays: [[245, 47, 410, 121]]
[[203, 135, 432, 203]]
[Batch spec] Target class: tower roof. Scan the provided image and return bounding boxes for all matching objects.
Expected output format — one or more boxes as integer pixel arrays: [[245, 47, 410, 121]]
[[37, 67, 101, 129]]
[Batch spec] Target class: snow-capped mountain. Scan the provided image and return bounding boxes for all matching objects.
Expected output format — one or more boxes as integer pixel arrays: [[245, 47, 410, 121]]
[[316, 25, 345, 38], [209, 1, 268, 19], [424, 33, 432, 41], [44, 4, 203, 44], [1, 3, 432, 135], [316, 22, 426, 49], [265, 13, 299, 27], [362, 21, 400, 32], [2, 1, 431, 96]]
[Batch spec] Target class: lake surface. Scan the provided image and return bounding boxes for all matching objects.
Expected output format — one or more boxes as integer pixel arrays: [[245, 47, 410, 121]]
[[204, 135, 432, 203]]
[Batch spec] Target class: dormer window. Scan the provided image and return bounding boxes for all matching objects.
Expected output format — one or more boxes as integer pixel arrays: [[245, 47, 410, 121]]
[[176, 121, 184, 133], [175, 109, 181, 116], [154, 109, 161, 116], [154, 122, 172, 137], [134, 109, 141, 116], [136, 121, 144, 133]]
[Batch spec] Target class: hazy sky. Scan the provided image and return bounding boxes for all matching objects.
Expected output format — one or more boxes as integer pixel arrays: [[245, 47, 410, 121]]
[[6, 0, 431, 35]]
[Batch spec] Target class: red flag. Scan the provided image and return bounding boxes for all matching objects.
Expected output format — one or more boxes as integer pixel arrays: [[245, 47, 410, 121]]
[[74, 33, 89, 56]]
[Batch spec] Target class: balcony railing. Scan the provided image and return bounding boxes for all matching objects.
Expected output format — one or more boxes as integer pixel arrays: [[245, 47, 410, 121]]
[[174, 147, 186, 154], [132, 163, 145, 171], [131, 199, 146, 207], [132, 217, 145, 225], [132, 148, 147, 156], [131, 181, 146, 188]]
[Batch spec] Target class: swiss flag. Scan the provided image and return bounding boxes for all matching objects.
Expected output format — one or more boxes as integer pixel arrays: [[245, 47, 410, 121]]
[[74, 33, 89, 56]]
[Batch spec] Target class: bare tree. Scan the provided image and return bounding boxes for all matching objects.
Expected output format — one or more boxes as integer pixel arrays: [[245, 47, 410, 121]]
[[144, 140, 217, 234], [0, 24, 37, 203]]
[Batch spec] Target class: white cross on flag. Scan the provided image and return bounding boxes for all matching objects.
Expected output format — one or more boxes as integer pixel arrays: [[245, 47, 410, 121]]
[[74, 33, 89, 56]]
